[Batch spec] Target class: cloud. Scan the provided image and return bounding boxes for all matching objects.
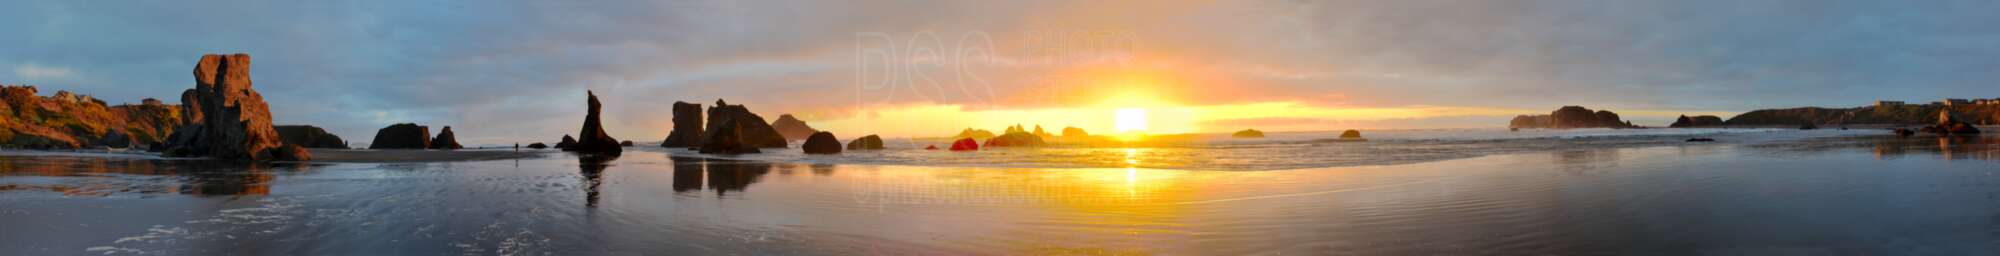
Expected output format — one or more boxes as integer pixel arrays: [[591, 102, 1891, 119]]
[[13, 64, 72, 80]]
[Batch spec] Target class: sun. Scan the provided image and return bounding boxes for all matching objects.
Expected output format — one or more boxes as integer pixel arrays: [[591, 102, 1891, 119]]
[[1115, 108, 1148, 133]]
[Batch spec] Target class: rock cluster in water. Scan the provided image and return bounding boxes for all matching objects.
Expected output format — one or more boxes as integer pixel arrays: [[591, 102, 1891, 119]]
[[984, 125, 1046, 147], [160, 54, 308, 161], [1919, 110, 1981, 135], [701, 99, 786, 149], [698, 118, 761, 154], [565, 91, 622, 155], [1509, 106, 1636, 129]]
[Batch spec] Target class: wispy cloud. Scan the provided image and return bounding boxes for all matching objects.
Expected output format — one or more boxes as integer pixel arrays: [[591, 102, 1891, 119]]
[[12, 64, 73, 80]]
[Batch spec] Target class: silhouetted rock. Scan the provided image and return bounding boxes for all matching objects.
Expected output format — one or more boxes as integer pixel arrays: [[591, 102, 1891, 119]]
[[925, 145, 940, 150], [953, 128, 996, 140], [527, 142, 549, 149], [1062, 127, 1089, 138], [275, 125, 348, 149], [556, 135, 577, 149], [1669, 115, 1725, 128], [701, 99, 787, 148], [1511, 106, 1636, 129], [160, 54, 301, 161], [1799, 123, 1819, 130], [1232, 129, 1265, 138], [620, 140, 634, 147], [699, 119, 762, 154], [368, 123, 431, 149], [1919, 111, 1981, 135], [660, 101, 704, 147], [949, 138, 979, 151], [802, 132, 842, 154], [984, 130, 1046, 147], [771, 114, 818, 142], [1032, 125, 1056, 141], [429, 126, 463, 150], [567, 91, 623, 154], [1339, 130, 1363, 139], [1686, 138, 1716, 142], [847, 134, 885, 150]]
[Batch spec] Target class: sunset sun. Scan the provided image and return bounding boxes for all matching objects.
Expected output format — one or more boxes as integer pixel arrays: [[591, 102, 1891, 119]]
[[1115, 108, 1148, 133]]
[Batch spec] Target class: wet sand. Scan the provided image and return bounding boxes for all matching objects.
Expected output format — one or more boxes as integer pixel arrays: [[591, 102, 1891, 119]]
[[2, 134, 1998, 254], [306, 149, 551, 163]]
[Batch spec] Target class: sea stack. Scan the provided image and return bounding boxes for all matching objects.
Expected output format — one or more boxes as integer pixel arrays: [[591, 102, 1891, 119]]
[[771, 114, 819, 142], [556, 135, 577, 149], [275, 125, 348, 149], [566, 91, 623, 154], [701, 99, 787, 148], [368, 123, 431, 149], [698, 119, 762, 154], [159, 53, 307, 161], [660, 101, 704, 148], [430, 126, 464, 150], [802, 131, 842, 154], [846, 134, 885, 150], [1232, 129, 1265, 138]]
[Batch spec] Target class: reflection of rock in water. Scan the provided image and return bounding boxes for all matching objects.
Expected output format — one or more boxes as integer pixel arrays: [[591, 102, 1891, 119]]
[[670, 156, 704, 193], [1867, 135, 2000, 160], [1553, 149, 1622, 175], [578, 154, 619, 208], [0, 156, 289, 196], [704, 159, 771, 196], [810, 163, 835, 176]]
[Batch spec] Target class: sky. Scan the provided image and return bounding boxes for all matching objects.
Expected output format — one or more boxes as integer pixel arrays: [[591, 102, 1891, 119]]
[[2, 0, 1998, 145]]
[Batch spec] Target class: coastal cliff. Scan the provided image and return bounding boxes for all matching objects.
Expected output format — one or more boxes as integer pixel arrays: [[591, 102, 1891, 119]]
[[1509, 106, 1637, 129], [1723, 104, 2000, 126], [0, 85, 181, 149]]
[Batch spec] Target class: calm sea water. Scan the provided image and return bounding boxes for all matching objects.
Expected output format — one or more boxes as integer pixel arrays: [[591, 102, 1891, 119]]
[[2, 130, 1999, 255]]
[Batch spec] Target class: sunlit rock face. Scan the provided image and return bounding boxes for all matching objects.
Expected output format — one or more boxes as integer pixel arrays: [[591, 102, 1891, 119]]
[[567, 91, 622, 154], [161, 54, 304, 161], [660, 101, 704, 148], [0, 85, 180, 149]]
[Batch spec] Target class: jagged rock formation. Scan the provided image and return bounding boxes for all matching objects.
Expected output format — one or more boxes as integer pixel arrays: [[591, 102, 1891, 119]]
[[984, 125, 1046, 147], [566, 91, 622, 154], [802, 131, 841, 154], [1032, 125, 1055, 141], [1669, 115, 1725, 128], [159, 54, 306, 161], [555, 135, 577, 149], [846, 134, 884, 150], [701, 99, 787, 148], [660, 101, 704, 148], [368, 123, 430, 149], [770, 114, 818, 142], [430, 126, 463, 150], [1509, 106, 1637, 129], [275, 125, 348, 149], [1232, 129, 1265, 138], [699, 119, 761, 154], [0, 85, 180, 149]]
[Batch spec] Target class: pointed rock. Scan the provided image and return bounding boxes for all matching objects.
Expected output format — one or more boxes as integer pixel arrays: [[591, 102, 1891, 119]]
[[430, 126, 463, 150], [160, 54, 303, 161]]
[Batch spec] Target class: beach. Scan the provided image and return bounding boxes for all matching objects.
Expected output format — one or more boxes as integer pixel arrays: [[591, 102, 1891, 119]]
[[2, 131, 1997, 254]]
